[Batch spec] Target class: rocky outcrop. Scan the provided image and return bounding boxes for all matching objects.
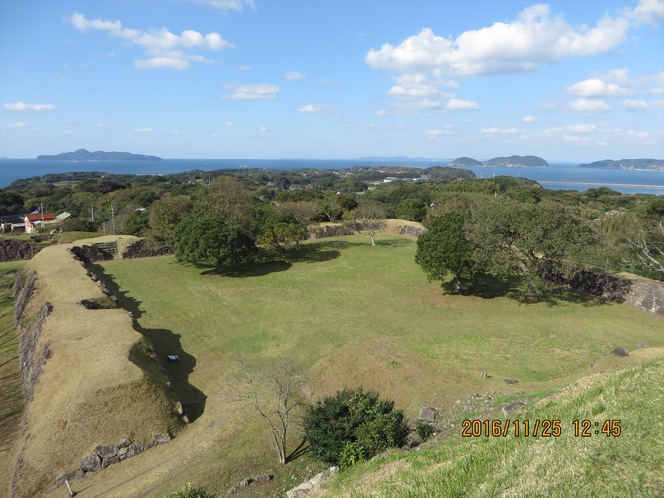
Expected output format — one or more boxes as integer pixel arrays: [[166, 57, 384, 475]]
[[285, 467, 339, 498], [120, 238, 174, 259], [0, 239, 43, 262]]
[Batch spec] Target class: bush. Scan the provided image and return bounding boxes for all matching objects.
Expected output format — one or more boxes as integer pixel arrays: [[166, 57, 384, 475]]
[[303, 388, 408, 467], [416, 420, 435, 442], [155, 483, 215, 498]]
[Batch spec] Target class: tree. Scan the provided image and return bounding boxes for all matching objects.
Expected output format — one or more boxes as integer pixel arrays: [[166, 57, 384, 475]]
[[467, 199, 599, 297], [257, 214, 307, 257], [396, 198, 427, 222], [276, 201, 320, 227], [174, 218, 256, 273], [194, 176, 255, 233], [228, 358, 309, 465], [415, 211, 477, 291], [303, 388, 408, 468], [148, 195, 193, 245], [123, 210, 150, 237], [349, 203, 386, 246]]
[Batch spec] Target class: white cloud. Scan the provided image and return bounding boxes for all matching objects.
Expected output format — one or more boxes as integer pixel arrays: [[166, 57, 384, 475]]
[[70, 13, 233, 70], [133, 127, 154, 132], [221, 83, 280, 99], [8, 122, 27, 128], [387, 73, 456, 98], [284, 71, 306, 80], [96, 122, 104, 127], [5, 102, 56, 111], [224, 121, 233, 127], [231, 65, 251, 71], [647, 71, 664, 93], [626, 0, 664, 25], [567, 98, 611, 111], [316, 77, 341, 86], [375, 109, 387, 116], [446, 98, 479, 110], [426, 125, 455, 140], [523, 115, 538, 123], [566, 78, 635, 97], [259, 126, 268, 132], [193, 0, 256, 12], [297, 104, 341, 116], [365, 3, 648, 78], [623, 99, 664, 110], [480, 126, 521, 134]]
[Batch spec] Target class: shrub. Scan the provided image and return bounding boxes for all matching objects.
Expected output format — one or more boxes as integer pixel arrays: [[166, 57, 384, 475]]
[[155, 483, 215, 498], [416, 420, 435, 442], [303, 388, 408, 467]]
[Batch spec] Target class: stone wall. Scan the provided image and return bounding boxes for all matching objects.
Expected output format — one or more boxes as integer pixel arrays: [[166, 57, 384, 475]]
[[399, 224, 427, 238], [119, 238, 174, 259], [0, 239, 43, 262], [625, 278, 664, 318], [307, 225, 355, 239]]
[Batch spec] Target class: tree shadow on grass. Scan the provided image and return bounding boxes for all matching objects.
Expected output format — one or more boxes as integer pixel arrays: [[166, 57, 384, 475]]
[[451, 274, 608, 307], [132, 324, 207, 423], [285, 437, 310, 463], [375, 238, 412, 247]]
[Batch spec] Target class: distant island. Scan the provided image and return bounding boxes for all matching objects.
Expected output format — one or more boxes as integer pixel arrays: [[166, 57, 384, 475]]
[[578, 159, 664, 171], [36, 149, 162, 161], [449, 155, 549, 167]]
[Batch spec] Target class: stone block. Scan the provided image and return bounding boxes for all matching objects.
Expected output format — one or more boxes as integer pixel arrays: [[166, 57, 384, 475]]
[[418, 407, 437, 423], [126, 442, 144, 458], [117, 438, 132, 448], [102, 456, 120, 468], [80, 454, 101, 473], [153, 433, 171, 445], [95, 445, 118, 459]]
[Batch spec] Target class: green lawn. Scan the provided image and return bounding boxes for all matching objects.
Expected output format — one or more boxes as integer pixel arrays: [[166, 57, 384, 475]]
[[90, 234, 663, 496]]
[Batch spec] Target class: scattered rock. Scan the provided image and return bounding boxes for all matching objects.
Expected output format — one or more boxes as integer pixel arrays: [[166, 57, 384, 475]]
[[589, 359, 597, 369], [95, 445, 118, 459], [253, 474, 273, 484], [406, 418, 418, 431], [635, 343, 646, 350], [118, 447, 128, 460], [501, 402, 527, 416], [153, 433, 171, 445], [504, 379, 519, 385], [80, 454, 101, 473], [418, 406, 437, 423], [301, 383, 313, 398], [226, 486, 237, 496], [240, 477, 253, 487], [611, 347, 629, 357]]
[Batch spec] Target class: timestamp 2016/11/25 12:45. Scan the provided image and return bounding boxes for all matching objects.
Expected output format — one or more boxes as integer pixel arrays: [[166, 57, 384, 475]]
[[461, 419, 622, 438]]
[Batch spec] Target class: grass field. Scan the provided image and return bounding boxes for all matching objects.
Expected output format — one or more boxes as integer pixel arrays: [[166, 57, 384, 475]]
[[75, 233, 664, 497], [0, 261, 26, 495]]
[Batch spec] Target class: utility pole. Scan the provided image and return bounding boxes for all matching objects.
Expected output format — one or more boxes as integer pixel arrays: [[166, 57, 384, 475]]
[[110, 204, 116, 234], [89, 206, 95, 222]]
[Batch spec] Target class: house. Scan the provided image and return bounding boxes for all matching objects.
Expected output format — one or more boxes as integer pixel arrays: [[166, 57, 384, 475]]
[[56, 212, 72, 221], [24, 212, 57, 233], [0, 214, 27, 233]]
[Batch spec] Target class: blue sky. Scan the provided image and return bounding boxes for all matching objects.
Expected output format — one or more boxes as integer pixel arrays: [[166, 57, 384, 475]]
[[1, 0, 663, 161]]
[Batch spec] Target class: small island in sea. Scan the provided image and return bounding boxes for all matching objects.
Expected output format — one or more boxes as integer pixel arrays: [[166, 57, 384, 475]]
[[449, 155, 549, 167], [36, 149, 162, 161], [578, 159, 664, 171]]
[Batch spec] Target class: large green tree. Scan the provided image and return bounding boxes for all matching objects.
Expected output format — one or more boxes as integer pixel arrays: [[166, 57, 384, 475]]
[[467, 199, 599, 296], [257, 214, 307, 257], [415, 211, 477, 291], [148, 195, 193, 245], [174, 217, 256, 273]]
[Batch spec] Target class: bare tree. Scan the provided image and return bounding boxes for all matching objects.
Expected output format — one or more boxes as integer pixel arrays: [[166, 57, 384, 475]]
[[625, 221, 664, 275], [277, 201, 320, 228], [349, 203, 386, 246], [228, 358, 310, 464]]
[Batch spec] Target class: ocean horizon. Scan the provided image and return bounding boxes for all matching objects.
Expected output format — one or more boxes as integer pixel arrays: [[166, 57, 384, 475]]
[[1, 158, 662, 195]]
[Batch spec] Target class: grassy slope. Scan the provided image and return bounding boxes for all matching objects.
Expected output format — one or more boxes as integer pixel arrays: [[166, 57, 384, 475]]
[[68, 233, 664, 497], [0, 261, 26, 498], [316, 351, 664, 497]]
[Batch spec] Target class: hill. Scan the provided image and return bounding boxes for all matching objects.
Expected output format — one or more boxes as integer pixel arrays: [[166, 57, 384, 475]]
[[36, 149, 162, 161], [578, 158, 664, 171], [449, 155, 549, 167]]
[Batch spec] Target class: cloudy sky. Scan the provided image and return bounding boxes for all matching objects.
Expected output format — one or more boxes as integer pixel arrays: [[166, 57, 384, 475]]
[[1, 0, 663, 161]]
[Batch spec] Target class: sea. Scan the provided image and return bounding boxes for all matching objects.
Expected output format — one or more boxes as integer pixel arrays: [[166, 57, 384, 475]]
[[1, 158, 663, 195]]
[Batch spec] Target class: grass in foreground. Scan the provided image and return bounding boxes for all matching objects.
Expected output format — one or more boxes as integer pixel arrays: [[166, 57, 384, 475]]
[[318, 352, 664, 497]]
